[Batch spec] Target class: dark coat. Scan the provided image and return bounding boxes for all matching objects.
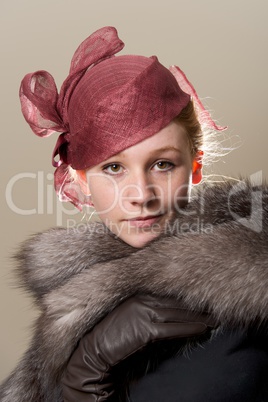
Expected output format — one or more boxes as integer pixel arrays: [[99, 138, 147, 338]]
[[129, 327, 268, 401], [0, 179, 268, 402]]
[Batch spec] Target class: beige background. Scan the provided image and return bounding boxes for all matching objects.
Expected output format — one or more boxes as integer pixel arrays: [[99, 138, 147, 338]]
[[1, 0, 267, 382]]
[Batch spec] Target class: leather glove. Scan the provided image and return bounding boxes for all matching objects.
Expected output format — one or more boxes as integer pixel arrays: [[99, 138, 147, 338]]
[[61, 295, 216, 401]]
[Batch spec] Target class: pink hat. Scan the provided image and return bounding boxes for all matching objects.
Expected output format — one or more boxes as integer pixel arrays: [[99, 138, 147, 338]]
[[64, 54, 190, 169], [19, 26, 225, 209]]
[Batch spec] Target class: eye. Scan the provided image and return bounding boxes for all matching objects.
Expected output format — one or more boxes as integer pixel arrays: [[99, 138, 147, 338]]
[[153, 161, 174, 171], [103, 163, 124, 175]]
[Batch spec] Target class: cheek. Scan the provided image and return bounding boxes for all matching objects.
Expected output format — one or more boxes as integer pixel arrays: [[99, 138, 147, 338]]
[[162, 169, 192, 197], [90, 179, 120, 217], [159, 169, 192, 206]]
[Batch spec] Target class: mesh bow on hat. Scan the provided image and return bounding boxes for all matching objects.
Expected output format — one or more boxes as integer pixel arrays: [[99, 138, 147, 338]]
[[19, 26, 225, 209]]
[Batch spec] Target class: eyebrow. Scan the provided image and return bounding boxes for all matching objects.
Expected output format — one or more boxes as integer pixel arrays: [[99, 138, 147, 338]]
[[111, 146, 182, 161], [147, 146, 182, 156]]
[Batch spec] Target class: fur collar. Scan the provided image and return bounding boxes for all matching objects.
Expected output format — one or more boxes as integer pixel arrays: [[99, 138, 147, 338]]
[[1, 179, 268, 401]]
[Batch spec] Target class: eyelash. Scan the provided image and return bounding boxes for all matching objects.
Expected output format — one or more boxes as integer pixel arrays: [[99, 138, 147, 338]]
[[153, 161, 174, 171], [102, 161, 175, 176], [103, 164, 124, 175]]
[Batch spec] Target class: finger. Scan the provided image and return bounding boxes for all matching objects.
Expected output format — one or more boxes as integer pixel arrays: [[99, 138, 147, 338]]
[[136, 294, 182, 308], [151, 322, 208, 340], [137, 295, 217, 328], [151, 307, 209, 324], [152, 307, 217, 328]]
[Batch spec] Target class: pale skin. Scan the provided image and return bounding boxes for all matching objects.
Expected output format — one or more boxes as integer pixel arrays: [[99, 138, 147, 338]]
[[77, 120, 202, 248]]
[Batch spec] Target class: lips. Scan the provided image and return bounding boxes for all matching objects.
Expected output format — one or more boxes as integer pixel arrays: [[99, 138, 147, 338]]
[[126, 214, 163, 228]]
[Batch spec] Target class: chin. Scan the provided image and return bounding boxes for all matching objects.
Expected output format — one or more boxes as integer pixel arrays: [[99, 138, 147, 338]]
[[121, 231, 161, 249]]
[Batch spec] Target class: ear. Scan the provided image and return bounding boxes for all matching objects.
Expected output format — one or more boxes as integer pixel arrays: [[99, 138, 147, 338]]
[[192, 151, 203, 185], [76, 170, 91, 196]]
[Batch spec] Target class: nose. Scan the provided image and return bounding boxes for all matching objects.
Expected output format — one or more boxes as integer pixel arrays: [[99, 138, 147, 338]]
[[122, 171, 157, 207]]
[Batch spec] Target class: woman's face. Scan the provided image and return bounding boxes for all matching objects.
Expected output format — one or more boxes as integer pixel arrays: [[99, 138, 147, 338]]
[[84, 120, 201, 248]]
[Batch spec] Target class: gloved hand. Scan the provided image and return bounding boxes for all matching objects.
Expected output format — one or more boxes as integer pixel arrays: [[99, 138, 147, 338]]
[[61, 295, 216, 401]]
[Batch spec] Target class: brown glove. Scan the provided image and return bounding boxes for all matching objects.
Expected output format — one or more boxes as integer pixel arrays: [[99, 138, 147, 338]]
[[61, 295, 216, 401]]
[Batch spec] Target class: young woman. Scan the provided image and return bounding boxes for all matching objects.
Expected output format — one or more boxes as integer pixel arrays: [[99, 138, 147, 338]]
[[0, 26, 267, 402]]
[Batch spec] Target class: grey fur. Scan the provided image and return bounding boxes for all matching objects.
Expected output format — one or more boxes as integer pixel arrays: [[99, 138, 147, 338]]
[[0, 179, 267, 401]]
